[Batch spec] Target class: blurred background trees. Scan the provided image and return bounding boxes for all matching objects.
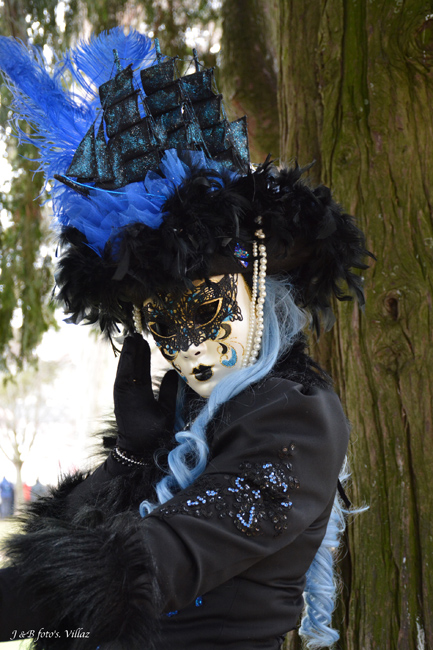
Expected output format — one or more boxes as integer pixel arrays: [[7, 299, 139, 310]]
[[1, 1, 432, 648], [0, 359, 60, 509]]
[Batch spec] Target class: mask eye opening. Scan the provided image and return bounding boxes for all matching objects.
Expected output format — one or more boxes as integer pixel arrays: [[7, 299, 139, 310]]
[[148, 320, 176, 339], [194, 298, 222, 328]]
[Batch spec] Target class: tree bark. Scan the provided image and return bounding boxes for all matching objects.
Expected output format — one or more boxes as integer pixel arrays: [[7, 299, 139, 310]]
[[276, 1, 433, 648], [2, 0, 27, 41], [220, 0, 280, 162]]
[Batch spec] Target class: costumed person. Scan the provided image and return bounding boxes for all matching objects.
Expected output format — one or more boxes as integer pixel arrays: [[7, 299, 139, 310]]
[[0, 29, 371, 650], [0, 478, 14, 518]]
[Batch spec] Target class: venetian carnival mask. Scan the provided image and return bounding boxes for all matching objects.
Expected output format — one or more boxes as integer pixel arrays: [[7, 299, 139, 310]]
[[143, 275, 253, 398]]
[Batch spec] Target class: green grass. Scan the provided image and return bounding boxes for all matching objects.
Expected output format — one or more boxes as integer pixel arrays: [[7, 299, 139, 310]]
[[0, 518, 21, 540]]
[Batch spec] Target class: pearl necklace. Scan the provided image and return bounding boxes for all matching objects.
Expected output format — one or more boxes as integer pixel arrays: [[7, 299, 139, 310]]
[[133, 305, 143, 333], [242, 222, 267, 367]]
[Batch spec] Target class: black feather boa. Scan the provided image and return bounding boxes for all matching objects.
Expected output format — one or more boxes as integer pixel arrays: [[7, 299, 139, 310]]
[[3, 473, 162, 650], [55, 159, 372, 342]]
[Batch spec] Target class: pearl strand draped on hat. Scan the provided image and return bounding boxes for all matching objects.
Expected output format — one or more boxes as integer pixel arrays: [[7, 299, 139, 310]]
[[244, 227, 267, 367]]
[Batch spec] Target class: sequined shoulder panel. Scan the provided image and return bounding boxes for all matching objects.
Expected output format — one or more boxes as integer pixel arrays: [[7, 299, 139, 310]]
[[157, 446, 299, 537]]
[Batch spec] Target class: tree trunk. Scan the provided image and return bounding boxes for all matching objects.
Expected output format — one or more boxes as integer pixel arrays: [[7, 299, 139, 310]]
[[220, 0, 280, 162], [3, 0, 27, 40], [13, 459, 24, 514], [276, 1, 433, 649]]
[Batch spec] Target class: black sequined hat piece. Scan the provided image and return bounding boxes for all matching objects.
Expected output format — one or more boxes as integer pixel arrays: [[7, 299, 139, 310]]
[[56, 42, 250, 193]]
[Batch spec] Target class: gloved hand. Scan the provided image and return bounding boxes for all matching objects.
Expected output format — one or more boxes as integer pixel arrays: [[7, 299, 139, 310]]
[[114, 333, 178, 455]]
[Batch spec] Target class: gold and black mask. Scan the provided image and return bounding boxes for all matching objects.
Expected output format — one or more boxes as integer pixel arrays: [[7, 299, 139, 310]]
[[143, 275, 243, 359]]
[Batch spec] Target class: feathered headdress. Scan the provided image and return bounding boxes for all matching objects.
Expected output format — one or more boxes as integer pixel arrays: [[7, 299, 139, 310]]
[[0, 28, 371, 340]]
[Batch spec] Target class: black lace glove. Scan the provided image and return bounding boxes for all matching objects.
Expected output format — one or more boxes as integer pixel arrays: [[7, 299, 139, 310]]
[[114, 333, 178, 456]]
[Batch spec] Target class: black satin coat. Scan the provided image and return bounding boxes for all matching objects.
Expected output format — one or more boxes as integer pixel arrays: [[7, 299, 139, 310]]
[[0, 354, 349, 650]]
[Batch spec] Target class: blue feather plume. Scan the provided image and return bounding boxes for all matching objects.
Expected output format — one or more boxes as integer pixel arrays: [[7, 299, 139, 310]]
[[62, 28, 156, 103], [0, 36, 94, 178], [0, 29, 156, 181]]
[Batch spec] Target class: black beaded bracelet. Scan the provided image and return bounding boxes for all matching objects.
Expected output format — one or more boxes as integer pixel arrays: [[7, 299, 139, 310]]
[[111, 446, 150, 467]]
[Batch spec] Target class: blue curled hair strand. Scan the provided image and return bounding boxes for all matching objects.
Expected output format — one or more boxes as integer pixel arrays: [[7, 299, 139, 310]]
[[299, 460, 368, 649]]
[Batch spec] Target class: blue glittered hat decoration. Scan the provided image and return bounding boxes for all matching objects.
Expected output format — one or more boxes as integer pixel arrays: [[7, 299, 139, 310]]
[[55, 38, 249, 195]]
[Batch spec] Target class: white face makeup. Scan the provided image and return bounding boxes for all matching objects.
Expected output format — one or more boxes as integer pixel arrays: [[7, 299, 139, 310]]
[[143, 274, 253, 398]]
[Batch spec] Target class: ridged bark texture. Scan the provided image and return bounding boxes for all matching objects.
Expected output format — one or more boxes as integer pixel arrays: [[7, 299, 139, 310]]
[[277, 1, 433, 649], [220, 0, 280, 161]]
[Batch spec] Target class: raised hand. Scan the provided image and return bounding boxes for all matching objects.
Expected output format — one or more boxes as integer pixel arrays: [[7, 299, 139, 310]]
[[114, 334, 178, 455]]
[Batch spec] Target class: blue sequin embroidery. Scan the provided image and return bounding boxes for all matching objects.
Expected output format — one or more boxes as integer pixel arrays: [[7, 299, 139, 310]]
[[166, 596, 204, 618], [158, 449, 299, 537]]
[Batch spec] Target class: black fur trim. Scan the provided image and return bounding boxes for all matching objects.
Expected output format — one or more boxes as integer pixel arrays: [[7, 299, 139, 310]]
[[272, 333, 332, 389], [4, 501, 161, 649], [65, 461, 167, 515], [54, 159, 372, 340], [19, 472, 88, 529]]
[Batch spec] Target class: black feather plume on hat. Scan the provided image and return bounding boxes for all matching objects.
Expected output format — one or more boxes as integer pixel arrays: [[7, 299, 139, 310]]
[[55, 157, 373, 342]]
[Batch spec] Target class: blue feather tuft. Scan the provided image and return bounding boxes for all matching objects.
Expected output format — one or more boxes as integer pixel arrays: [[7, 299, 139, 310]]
[[0, 29, 156, 181], [0, 36, 93, 178], [52, 149, 239, 256], [62, 28, 156, 101]]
